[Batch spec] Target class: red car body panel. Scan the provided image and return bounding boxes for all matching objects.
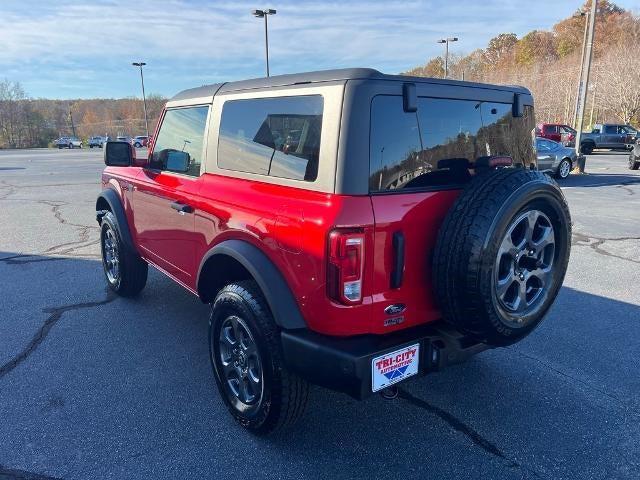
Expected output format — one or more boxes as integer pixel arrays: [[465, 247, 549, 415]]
[[369, 190, 460, 333], [192, 173, 376, 336], [101, 161, 458, 337]]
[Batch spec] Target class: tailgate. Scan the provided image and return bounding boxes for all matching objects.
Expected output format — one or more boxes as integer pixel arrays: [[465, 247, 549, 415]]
[[369, 190, 459, 334]]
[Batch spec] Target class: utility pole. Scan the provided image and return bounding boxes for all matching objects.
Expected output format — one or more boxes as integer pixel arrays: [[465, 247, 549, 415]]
[[69, 108, 76, 137], [252, 9, 276, 77], [574, 0, 597, 173], [572, 11, 590, 129], [132, 62, 149, 137], [437, 37, 458, 79], [589, 76, 598, 128]]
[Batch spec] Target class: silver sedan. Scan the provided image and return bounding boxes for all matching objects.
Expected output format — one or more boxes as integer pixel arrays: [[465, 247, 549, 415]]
[[536, 137, 581, 179]]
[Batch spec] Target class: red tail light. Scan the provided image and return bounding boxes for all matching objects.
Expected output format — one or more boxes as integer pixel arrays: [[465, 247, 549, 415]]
[[327, 230, 364, 305]]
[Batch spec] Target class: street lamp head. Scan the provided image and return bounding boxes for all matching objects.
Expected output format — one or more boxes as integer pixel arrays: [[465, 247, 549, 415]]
[[449, 37, 458, 42], [437, 39, 446, 44], [252, 8, 275, 17], [132, 62, 146, 67]]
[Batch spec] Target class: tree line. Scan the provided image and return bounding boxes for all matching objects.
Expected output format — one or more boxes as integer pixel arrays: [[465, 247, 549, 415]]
[[405, 0, 640, 129], [0, 83, 166, 149], [1, 1, 638, 149]]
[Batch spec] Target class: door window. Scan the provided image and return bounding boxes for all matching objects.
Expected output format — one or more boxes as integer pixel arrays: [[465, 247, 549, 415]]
[[151, 106, 209, 176], [603, 125, 617, 134]]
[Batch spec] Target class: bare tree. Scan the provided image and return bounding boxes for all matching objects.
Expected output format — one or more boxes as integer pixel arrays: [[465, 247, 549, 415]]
[[597, 47, 640, 124]]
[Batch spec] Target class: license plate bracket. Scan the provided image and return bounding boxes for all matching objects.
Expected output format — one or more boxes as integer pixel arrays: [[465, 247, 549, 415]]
[[371, 343, 420, 392]]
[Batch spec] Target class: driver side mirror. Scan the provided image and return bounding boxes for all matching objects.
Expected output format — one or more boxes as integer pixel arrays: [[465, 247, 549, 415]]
[[166, 151, 190, 172], [104, 141, 134, 167], [151, 149, 191, 173]]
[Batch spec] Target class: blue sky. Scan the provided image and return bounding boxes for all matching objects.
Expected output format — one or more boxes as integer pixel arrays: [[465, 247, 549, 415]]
[[1, 0, 638, 99]]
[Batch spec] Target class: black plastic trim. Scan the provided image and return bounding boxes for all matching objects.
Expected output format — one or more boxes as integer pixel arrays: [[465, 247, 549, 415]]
[[281, 322, 489, 399], [197, 240, 306, 330], [95, 188, 136, 253], [391, 231, 405, 288]]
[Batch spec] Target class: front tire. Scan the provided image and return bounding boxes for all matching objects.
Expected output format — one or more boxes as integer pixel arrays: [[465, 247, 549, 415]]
[[433, 168, 571, 346], [629, 153, 640, 170], [209, 281, 308, 434], [556, 158, 572, 179], [100, 211, 148, 297]]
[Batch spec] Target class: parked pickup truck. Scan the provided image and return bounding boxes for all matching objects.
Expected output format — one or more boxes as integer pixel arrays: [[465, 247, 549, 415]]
[[580, 123, 638, 154]]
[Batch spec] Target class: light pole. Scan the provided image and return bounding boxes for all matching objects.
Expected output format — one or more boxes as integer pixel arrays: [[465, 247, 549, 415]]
[[252, 9, 276, 77], [132, 62, 149, 137], [437, 37, 458, 79]]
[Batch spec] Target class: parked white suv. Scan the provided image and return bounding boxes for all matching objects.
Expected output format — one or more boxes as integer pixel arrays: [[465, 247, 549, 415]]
[[54, 136, 82, 149]]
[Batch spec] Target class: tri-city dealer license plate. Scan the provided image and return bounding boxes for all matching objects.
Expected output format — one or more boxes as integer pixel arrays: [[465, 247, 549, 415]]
[[371, 344, 420, 392]]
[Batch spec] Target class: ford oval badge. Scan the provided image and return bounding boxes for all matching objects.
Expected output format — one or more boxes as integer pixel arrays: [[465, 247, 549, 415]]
[[384, 304, 406, 315]]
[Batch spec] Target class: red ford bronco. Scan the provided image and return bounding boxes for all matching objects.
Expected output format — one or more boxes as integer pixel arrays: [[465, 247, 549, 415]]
[[97, 69, 571, 434]]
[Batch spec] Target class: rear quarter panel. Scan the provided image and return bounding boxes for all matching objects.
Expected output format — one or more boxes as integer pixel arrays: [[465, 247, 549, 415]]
[[193, 174, 376, 336]]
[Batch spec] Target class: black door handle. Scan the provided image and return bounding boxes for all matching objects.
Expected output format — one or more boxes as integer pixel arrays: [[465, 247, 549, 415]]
[[170, 201, 193, 214]]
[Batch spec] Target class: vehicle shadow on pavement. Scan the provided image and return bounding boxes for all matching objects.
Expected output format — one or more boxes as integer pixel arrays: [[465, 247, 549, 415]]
[[563, 172, 640, 188], [1, 252, 639, 479]]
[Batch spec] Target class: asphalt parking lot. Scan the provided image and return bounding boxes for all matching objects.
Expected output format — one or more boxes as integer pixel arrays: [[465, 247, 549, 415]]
[[1, 148, 639, 480]]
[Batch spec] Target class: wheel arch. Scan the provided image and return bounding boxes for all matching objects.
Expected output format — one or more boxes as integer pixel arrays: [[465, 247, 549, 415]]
[[96, 188, 136, 253], [197, 240, 306, 330]]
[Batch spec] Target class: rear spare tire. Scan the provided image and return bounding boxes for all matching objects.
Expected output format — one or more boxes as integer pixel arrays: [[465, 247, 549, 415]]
[[433, 168, 571, 346]]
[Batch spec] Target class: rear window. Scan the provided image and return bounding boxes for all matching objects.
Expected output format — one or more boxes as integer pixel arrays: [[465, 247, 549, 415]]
[[369, 96, 535, 192], [218, 95, 323, 182]]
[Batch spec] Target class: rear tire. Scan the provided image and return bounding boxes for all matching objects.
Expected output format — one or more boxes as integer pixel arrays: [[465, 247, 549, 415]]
[[629, 153, 640, 170], [580, 143, 594, 155], [433, 168, 571, 346], [209, 281, 308, 435], [100, 211, 148, 297]]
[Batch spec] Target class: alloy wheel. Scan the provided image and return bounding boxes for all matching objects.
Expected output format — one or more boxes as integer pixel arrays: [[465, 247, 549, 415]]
[[218, 315, 263, 410], [494, 209, 555, 323], [102, 226, 120, 284]]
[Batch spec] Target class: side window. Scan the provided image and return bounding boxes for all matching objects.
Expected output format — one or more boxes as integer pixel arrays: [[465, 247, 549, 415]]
[[151, 106, 209, 176], [369, 96, 535, 192], [217, 95, 323, 182], [604, 125, 617, 134]]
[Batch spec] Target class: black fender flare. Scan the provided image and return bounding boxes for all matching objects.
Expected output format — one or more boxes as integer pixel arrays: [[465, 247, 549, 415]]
[[197, 240, 306, 330], [96, 188, 136, 254]]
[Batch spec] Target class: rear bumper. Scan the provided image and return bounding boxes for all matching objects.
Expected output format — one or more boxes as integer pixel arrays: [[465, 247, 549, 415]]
[[281, 322, 489, 400]]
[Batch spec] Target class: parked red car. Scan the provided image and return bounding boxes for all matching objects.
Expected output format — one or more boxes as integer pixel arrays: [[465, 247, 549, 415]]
[[536, 123, 576, 146], [97, 69, 571, 434]]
